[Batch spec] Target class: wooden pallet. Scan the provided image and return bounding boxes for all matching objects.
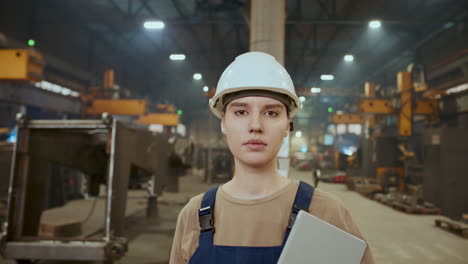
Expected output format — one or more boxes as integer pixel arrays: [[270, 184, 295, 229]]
[[355, 184, 382, 197], [435, 219, 468, 238], [391, 202, 441, 215], [374, 195, 441, 215]]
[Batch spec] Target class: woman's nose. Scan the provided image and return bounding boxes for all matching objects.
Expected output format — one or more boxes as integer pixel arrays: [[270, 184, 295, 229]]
[[248, 114, 263, 133]]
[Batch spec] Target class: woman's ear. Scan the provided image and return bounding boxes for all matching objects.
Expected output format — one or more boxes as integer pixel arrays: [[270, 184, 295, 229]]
[[221, 113, 226, 134], [284, 120, 291, 137]]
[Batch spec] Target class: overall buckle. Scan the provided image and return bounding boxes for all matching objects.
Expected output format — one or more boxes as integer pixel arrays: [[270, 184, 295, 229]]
[[288, 204, 307, 229], [199, 206, 215, 232]]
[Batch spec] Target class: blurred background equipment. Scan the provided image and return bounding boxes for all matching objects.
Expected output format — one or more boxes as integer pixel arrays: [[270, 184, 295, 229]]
[[0, 114, 174, 262], [1, 0, 468, 263]]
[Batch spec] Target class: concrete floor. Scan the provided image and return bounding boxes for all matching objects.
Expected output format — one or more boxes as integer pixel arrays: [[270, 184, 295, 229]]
[[293, 170, 468, 264], [1, 169, 467, 263]]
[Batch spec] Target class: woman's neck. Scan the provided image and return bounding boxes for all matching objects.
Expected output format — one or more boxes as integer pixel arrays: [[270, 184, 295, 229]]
[[222, 158, 290, 199]]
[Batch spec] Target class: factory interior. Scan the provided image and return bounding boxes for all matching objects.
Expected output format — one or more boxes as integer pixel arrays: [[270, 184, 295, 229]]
[[1, 0, 468, 263]]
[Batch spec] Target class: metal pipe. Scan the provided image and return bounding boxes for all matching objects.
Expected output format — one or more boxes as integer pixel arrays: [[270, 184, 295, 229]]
[[105, 119, 117, 241]]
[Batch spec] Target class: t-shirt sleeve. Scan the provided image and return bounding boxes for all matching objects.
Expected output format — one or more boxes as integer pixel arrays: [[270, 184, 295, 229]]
[[341, 208, 375, 264], [169, 194, 203, 264], [309, 190, 375, 264], [169, 204, 188, 264]]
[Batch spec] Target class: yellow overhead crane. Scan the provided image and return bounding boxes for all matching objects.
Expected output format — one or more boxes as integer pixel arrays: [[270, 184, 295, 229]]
[[80, 69, 149, 116], [0, 49, 147, 116], [331, 113, 365, 124], [0, 49, 179, 127], [135, 104, 179, 127], [0, 49, 44, 81], [80, 70, 180, 127], [357, 72, 437, 136]]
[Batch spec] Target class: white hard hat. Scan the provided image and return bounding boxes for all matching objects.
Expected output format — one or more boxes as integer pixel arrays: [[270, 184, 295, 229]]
[[209, 52, 302, 118]]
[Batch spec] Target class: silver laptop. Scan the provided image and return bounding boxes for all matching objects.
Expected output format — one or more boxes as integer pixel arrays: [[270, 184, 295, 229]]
[[277, 210, 367, 264]]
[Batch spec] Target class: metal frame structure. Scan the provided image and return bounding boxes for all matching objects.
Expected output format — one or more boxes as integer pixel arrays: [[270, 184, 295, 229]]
[[0, 82, 82, 114], [0, 114, 171, 262]]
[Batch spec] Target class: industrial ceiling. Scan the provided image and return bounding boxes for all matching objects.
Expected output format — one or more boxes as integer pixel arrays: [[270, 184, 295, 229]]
[[1, 0, 467, 123]]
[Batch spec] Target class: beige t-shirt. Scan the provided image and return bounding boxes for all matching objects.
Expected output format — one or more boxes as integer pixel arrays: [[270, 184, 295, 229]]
[[169, 180, 375, 264]]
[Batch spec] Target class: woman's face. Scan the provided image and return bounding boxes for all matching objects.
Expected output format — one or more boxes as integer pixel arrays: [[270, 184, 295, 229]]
[[221, 96, 290, 168]]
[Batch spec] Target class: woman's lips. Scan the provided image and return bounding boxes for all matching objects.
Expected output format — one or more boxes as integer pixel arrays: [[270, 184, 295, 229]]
[[243, 140, 267, 151]]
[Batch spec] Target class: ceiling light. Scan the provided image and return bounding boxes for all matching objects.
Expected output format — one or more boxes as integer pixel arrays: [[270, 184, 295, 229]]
[[310, 87, 322, 94], [299, 96, 306, 102], [295, 131, 302, 138], [193, 73, 202, 80], [369, 20, 381, 29], [144, 20, 165, 29], [321, 74, 334, 81], [446, 82, 468, 94], [344, 54, 354, 62], [170, 54, 186, 61], [203, 86, 209, 92]]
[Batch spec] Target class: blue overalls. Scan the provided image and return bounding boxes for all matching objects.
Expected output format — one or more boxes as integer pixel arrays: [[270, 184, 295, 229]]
[[189, 181, 315, 264]]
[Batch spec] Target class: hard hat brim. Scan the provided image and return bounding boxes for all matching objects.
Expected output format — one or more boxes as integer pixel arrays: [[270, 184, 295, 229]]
[[210, 86, 302, 119]]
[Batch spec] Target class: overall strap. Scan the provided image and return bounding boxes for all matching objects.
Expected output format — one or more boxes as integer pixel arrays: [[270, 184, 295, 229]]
[[198, 186, 219, 247], [283, 181, 315, 245]]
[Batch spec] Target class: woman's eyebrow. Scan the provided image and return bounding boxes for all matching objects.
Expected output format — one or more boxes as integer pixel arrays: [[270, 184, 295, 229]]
[[264, 104, 284, 110], [229, 102, 248, 107]]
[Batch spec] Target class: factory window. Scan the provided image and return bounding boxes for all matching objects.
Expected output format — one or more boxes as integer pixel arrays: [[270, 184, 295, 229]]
[[337, 124, 347, 134], [327, 124, 336, 134], [348, 124, 362, 135]]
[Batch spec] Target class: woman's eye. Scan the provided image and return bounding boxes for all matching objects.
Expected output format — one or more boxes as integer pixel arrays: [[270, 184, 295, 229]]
[[265, 111, 278, 117], [234, 110, 247, 115]]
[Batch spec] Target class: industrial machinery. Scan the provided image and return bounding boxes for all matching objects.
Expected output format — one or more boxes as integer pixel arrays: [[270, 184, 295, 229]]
[[332, 54, 468, 217], [0, 114, 172, 263], [423, 128, 468, 218], [332, 66, 437, 192], [193, 146, 233, 184], [0, 142, 13, 230]]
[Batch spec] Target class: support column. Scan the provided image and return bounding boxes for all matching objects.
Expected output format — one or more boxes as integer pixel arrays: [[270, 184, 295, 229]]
[[249, 0, 285, 64], [249, 0, 289, 176]]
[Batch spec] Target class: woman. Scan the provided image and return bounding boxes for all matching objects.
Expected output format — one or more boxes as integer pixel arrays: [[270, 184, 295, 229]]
[[169, 52, 375, 264]]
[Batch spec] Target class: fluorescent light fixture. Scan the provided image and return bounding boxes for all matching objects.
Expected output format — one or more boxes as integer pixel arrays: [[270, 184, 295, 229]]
[[369, 20, 381, 29], [170, 54, 186, 61], [446, 82, 468, 94], [344, 54, 354, 62], [321, 74, 334, 81], [299, 96, 306, 102], [295, 131, 302, 138], [144, 20, 165, 29], [310, 87, 322, 94], [34, 81, 80, 97], [203, 86, 209, 92], [193, 73, 202, 80]]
